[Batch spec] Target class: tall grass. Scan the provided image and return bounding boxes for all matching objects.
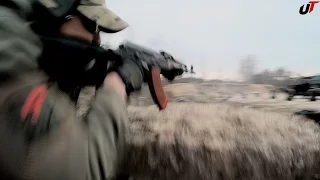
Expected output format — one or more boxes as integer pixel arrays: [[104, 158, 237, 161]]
[[124, 103, 320, 180]]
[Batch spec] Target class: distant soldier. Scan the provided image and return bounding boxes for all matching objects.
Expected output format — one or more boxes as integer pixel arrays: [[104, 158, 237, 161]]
[[190, 65, 195, 74]]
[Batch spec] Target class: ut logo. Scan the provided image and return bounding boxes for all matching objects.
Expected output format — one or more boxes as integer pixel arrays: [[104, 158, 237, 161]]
[[299, 1, 319, 15]]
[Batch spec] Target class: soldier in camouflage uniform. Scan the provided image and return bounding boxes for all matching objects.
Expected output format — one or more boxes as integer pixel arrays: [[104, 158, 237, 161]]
[[0, 0, 143, 179]]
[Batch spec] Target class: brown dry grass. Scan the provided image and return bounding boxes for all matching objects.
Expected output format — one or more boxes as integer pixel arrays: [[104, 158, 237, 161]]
[[124, 103, 320, 180], [164, 83, 198, 98], [246, 84, 274, 93], [77, 84, 320, 180]]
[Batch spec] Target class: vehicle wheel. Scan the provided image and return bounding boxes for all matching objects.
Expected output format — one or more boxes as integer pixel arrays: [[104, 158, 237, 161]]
[[287, 95, 293, 101], [270, 90, 276, 99], [310, 94, 316, 101]]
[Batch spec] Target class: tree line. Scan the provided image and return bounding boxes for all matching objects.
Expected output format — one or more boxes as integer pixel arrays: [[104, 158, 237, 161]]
[[239, 55, 298, 87]]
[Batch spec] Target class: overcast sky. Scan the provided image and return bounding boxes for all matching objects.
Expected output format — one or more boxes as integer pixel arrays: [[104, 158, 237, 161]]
[[101, 0, 320, 77]]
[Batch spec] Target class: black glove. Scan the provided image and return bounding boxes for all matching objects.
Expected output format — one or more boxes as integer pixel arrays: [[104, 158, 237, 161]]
[[161, 69, 184, 81], [159, 51, 185, 81], [114, 58, 148, 95]]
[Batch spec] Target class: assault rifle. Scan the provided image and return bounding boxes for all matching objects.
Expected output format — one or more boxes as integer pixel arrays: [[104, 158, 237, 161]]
[[37, 37, 188, 110], [109, 41, 188, 109]]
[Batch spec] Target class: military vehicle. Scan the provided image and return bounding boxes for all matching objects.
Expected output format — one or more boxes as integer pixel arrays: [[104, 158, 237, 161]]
[[271, 74, 320, 101]]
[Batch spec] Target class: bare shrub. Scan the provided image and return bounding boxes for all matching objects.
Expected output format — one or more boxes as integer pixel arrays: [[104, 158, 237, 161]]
[[124, 103, 320, 180]]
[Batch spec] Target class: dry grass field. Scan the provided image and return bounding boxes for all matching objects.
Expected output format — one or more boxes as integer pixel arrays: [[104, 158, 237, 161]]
[[78, 80, 320, 180], [125, 103, 320, 180]]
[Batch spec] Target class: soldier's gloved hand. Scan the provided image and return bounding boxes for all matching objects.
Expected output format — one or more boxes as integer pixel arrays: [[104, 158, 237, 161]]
[[115, 59, 148, 95]]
